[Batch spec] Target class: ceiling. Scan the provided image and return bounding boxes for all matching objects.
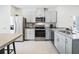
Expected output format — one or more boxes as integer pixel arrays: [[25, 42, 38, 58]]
[[13, 5, 79, 10], [14, 5, 58, 9]]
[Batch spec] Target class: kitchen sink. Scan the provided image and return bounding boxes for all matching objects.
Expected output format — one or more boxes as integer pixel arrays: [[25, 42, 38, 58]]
[[59, 30, 71, 34]]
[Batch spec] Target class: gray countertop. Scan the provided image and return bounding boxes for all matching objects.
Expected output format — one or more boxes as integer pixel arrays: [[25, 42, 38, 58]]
[[51, 28, 72, 38], [24, 27, 79, 39], [51, 28, 79, 39]]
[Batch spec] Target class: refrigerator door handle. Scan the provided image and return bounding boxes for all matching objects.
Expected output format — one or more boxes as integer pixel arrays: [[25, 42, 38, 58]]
[[15, 20, 17, 33]]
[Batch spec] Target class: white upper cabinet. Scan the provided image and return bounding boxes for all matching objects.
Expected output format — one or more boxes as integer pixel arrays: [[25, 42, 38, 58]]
[[23, 8, 57, 23], [45, 9, 57, 22], [23, 9, 36, 22], [27, 17, 35, 22], [22, 7, 57, 23], [29, 10, 36, 22], [36, 8, 57, 22], [36, 8, 44, 17]]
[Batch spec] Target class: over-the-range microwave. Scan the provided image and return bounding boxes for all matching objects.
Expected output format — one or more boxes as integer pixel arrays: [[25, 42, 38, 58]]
[[35, 17, 45, 22]]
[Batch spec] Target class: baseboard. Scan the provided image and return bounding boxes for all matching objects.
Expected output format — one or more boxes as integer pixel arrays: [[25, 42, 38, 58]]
[[15, 41, 24, 42], [24, 39, 51, 41], [52, 42, 60, 54]]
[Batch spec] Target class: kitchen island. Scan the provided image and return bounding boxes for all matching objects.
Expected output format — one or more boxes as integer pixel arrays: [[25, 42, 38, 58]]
[[0, 33, 22, 54]]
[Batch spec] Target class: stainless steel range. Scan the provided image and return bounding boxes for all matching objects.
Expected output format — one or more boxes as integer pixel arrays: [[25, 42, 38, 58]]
[[35, 17, 46, 41]]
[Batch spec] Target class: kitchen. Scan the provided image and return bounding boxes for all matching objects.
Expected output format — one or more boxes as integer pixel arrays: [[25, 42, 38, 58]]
[[0, 5, 79, 54], [9, 5, 57, 42]]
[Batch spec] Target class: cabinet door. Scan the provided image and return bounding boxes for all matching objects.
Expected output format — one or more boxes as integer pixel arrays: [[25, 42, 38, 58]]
[[30, 17, 35, 22], [46, 29, 51, 39], [54, 32, 57, 47], [51, 30, 54, 41], [36, 8, 44, 17], [54, 32, 60, 51], [65, 37, 72, 54], [45, 10, 56, 22], [25, 29, 35, 40], [30, 29, 35, 40], [27, 17, 35, 22], [32, 17, 35, 22], [26, 29, 31, 39], [54, 32, 66, 54], [58, 34, 66, 54], [25, 29, 27, 39]]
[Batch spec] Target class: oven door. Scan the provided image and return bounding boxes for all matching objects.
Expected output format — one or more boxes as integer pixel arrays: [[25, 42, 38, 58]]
[[35, 30, 45, 37]]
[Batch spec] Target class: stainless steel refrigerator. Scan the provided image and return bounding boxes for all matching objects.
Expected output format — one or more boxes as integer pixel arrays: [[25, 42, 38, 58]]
[[10, 15, 25, 42]]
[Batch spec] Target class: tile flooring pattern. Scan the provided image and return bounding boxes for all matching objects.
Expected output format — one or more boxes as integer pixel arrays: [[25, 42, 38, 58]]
[[15, 41, 58, 54]]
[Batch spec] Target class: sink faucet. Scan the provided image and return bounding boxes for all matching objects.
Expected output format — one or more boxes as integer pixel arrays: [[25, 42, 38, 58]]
[[68, 26, 72, 34]]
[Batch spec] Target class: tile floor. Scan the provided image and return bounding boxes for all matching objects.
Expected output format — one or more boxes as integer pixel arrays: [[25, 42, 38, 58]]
[[15, 41, 58, 54]]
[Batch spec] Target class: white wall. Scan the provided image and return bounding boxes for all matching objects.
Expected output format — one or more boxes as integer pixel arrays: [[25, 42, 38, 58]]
[[11, 6, 23, 16], [56, 6, 79, 28], [0, 5, 11, 33]]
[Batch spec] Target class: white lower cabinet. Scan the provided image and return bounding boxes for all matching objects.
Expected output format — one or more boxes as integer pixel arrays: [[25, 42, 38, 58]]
[[65, 37, 72, 54], [54, 32, 65, 54], [25, 29, 35, 40], [54, 32, 59, 50], [54, 31, 72, 54], [58, 34, 65, 53], [46, 29, 51, 40]]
